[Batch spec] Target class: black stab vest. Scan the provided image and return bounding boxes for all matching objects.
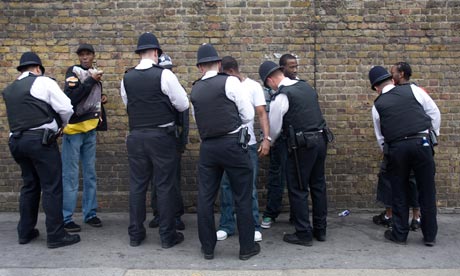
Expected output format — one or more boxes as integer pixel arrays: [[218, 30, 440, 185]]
[[123, 65, 176, 131], [2, 74, 56, 132], [191, 74, 242, 139], [279, 80, 326, 133], [374, 84, 432, 143]]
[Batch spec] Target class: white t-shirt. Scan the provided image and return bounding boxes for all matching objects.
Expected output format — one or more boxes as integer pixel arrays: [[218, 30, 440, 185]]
[[242, 77, 266, 145]]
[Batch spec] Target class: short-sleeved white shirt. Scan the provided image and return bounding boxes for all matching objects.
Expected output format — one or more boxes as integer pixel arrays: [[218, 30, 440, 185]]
[[242, 77, 266, 145]]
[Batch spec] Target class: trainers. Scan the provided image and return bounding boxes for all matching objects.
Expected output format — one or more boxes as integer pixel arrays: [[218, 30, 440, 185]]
[[64, 221, 81, 232], [254, 231, 262, 242], [372, 211, 392, 228], [261, 217, 273, 229], [410, 218, 421, 231], [86, 216, 102, 227], [216, 230, 228, 241]]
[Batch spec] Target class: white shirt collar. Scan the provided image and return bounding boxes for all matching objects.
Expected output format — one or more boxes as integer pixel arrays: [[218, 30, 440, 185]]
[[18, 71, 37, 80], [135, 58, 158, 70], [202, 70, 218, 80], [278, 77, 298, 88], [381, 84, 395, 94]]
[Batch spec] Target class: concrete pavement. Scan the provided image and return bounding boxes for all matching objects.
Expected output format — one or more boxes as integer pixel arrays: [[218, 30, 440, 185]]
[[0, 211, 459, 276]]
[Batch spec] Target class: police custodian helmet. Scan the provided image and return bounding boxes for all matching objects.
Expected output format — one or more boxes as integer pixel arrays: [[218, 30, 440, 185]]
[[196, 43, 221, 66], [368, 66, 392, 90], [16, 52, 45, 74], [258, 61, 281, 88], [135, 32, 163, 56]]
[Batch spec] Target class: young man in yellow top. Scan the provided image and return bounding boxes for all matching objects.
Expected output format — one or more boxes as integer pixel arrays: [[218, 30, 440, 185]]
[[62, 44, 107, 232]]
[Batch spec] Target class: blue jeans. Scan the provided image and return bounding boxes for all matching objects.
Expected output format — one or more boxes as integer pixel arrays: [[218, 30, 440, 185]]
[[218, 144, 260, 234], [62, 129, 98, 223], [263, 137, 288, 219]]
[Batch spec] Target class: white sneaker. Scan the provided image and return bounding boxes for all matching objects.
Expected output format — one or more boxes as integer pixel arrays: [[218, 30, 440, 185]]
[[216, 230, 228, 241], [254, 230, 262, 242]]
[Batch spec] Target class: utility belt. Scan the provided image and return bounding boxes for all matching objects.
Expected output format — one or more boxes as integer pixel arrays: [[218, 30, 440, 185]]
[[287, 126, 334, 151], [131, 125, 177, 136], [388, 131, 437, 145], [11, 128, 60, 145], [203, 127, 250, 150], [383, 130, 438, 155]]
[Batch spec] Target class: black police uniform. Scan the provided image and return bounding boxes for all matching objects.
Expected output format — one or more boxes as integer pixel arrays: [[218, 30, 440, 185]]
[[3, 73, 67, 244], [123, 64, 182, 247], [277, 81, 328, 241], [374, 84, 437, 243], [191, 73, 255, 257]]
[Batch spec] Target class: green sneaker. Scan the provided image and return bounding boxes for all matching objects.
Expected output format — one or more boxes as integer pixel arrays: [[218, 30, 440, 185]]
[[261, 217, 274, 229]]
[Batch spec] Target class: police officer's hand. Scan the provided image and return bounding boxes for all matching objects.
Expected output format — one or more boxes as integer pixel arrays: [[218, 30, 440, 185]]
[[258, 139, 270, 157]]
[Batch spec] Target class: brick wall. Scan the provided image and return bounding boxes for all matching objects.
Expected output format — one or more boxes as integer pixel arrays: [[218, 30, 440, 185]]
[[1, 0, 459, 212]]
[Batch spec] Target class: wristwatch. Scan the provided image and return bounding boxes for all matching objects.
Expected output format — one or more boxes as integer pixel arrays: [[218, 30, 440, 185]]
[[264, 136, 272, 142]]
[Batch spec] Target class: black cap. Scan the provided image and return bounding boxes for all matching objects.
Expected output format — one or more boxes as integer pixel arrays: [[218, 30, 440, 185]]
[[135, 32, 162, 56], [369, 66, 392, 90], [76, 43, 95, 54], [16, 52, 45, 74], [258, 61, 281, 88], [196, 43, 221, 66]]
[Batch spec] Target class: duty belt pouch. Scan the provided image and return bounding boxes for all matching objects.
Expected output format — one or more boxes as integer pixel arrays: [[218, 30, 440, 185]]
[[323, 127, 335, 143], [238, 127, 250, 149], [42, 129, 58, 145], [295, 131, 307, 148], [429, 130, 438, 146], [165, 125, 178, 137]]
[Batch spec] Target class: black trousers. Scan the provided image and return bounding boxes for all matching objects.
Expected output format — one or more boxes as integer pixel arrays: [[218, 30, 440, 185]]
[[197, 136, 255, 254], [386, 138, 437, 242], [150, 150, 184, 218], [286, 134, 327, 239], [8, 132, 66, 242], [377, 158, 420, 208], [127, 129, 179, 244]]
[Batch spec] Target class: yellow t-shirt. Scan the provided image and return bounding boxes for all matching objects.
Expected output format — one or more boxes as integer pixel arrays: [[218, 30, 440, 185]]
[[63, 118, 99, 135]]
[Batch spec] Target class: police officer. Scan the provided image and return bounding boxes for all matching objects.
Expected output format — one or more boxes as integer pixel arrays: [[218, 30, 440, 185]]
[[149, 53, 188, 231], [259, 61, 329, 245], [191, 43, 260, 260], [369, 66, 440, 246], [2, 52, 80, 248], [120, 33, 189, 248]]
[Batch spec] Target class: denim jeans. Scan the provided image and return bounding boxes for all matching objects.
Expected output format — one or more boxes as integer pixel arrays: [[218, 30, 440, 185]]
[[62, 129, 98, 223], [263, 137, 288, 219], [218, 144, 260, 234]]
